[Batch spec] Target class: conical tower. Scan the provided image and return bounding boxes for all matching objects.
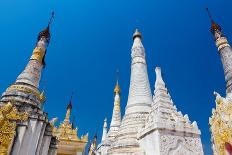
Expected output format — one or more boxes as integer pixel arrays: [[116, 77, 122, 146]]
[[109, 29, 152, 154], [107, 77, 122, 141], [0, 12, 58, 155]]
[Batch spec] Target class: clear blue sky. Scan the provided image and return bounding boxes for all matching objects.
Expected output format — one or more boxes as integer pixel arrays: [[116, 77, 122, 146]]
[[0, 1, 232, 154]]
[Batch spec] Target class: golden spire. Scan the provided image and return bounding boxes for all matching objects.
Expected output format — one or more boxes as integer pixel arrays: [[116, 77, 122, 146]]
[[114, 70, 120, 94]]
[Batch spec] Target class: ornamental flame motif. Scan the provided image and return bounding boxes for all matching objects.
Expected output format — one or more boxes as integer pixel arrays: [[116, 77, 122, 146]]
[[0, 102, 28, 155], [209, 92, 232, 155]]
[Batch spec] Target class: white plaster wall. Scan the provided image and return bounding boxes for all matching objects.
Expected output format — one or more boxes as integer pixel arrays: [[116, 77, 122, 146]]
[[139, 130, 160, 155], [35, 123, 47, 155], [29, 120, 44, 154], [158, 131, 204, 155], [40, 136, 52, 155], [139, 129, 204, 155], [11, 124, 27, 155], [10, 118, 49, 155], [17, 119, 39, 155]]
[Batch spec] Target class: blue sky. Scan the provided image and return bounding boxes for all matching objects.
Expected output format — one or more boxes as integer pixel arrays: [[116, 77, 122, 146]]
[[0, 0, 232, 154]]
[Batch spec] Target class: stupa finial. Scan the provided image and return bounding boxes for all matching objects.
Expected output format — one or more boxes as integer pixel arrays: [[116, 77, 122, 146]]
[[48, 11, 55, 28], [38, 11, 55, 43], [206, 8, 214, 23], [133, 29, 142, 40], [114, 69, 120, 94], [206, 8, 221, 34], [67, 92, 74, 110]]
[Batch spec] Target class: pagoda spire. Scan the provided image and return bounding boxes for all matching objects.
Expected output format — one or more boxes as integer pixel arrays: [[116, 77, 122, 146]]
[[107, 73, 121, 140], [0, 12, 55, 109], [126, 29, 152, 114], [207, 8, 232, 94], [109, 29, 152, 154], [15, 11, 54, 88], [101, 118, 108, 142]]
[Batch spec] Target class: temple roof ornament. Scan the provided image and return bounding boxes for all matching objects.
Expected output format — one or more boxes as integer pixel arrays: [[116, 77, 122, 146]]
[[53, 99, 88, 155], [0, 102, 28, 155], [210, 92, 232, 155]]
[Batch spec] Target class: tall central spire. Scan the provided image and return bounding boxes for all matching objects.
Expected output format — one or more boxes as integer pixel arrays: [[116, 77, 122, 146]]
[[207, 8, 232, 94], [126, 29, 152, 114], [109, 29, 152, 154]]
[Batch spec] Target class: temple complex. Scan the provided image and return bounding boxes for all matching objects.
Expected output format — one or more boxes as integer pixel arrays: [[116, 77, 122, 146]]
[[2, 6, 232, 155], [207, 8, 232, 155], [53, 99, 88, 155], [97, 29, 204, 155]]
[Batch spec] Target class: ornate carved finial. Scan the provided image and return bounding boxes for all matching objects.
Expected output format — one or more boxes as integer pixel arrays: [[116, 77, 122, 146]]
[[0, 102, 28, 154], [39, 90, 46, 103], [49, 117, 58, 129]]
